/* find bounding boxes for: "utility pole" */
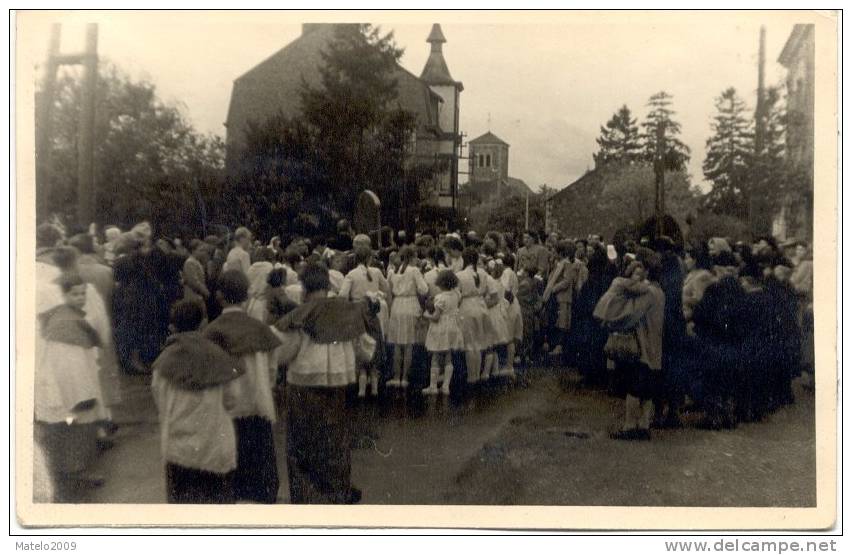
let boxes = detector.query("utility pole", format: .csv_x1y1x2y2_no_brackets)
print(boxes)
35,23,99,227
524,191,529,231
654,121,666,238
750,25,767,239
77,24,99,227
35,24,61,221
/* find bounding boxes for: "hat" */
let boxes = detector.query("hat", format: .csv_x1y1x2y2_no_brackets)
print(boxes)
353,234,371,248
709,237,732,253
104,226,121,241
131,221,152,241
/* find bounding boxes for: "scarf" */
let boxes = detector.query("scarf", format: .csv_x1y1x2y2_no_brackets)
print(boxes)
275,296,372,344
41,304,100,348
153,331,244,390
203,310,281,356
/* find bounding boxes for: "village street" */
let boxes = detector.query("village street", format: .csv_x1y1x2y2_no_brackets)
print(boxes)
79,368,816,507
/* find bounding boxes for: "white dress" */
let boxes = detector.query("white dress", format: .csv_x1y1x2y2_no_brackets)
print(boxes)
501,267,524,341
425,290,465,352
339,264,390,336
485,275,510,346
456,267,491,352
387,265,428,345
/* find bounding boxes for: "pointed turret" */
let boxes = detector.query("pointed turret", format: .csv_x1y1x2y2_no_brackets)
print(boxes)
420,23,460,88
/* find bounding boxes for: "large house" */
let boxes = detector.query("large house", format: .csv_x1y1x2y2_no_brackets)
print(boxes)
772,23,814,241
224,23,463,215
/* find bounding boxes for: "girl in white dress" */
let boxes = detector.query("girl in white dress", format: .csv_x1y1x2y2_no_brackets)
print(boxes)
339,246,391,397
456,247,491,384
423,247,448,299
386,246,428,388
422,270,464,395
499,254,523,378
483,259,510,380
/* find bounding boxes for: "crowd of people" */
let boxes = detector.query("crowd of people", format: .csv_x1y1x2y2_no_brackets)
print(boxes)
33,216,814,504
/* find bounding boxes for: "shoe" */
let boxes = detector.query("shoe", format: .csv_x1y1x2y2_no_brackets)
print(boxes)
549,345,563,355
386,379,401,387
609,429,650,441
71,472,105,488
400,380,409,388
96,438,115,451
422,386,439,395
441,385,451,395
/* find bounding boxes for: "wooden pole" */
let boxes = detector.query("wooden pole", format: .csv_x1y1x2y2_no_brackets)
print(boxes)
76,23,98,227
750,25,767,239
35,24,61,220
524,191,529,230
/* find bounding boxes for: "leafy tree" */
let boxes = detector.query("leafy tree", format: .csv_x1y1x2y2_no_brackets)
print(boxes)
594,105,643,167
641,91,691,171
468,189,544,238
300,24,405,211
596,162,699,228
703,87,753,218
39,63,224,237
233,24,442,238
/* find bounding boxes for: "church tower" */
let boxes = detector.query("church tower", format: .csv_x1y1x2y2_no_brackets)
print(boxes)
420,24,463,211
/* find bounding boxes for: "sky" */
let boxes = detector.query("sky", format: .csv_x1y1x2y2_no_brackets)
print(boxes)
20,11,802,191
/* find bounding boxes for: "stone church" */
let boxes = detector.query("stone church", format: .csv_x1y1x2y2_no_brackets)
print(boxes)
224,23,463,217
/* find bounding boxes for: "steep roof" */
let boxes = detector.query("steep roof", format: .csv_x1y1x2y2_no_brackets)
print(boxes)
778,24,814,67
225,24,443,157
420,23,462,89
469,131,509,146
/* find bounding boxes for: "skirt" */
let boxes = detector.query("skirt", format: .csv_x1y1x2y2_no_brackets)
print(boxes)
612,360,663,400
486,303,510,346
286,385,353,504
166,463,235,504
425,316,465,352
233,416,279,503
387,296,423,345
458,297,490,352
506,300,523,342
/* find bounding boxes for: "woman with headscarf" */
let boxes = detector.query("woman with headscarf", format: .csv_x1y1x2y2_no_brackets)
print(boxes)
594,259,665,441
113,222,186,373
691,253,747,429
572,244,616,388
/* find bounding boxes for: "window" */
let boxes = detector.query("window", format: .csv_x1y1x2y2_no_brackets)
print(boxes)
486,154,492,167
478,154,484,168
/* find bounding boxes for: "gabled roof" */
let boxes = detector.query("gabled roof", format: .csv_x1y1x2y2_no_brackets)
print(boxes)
469,131,509,146
225,23,443,155
778,24,814,67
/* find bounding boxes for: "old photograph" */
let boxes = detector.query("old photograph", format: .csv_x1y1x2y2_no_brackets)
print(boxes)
14,9,838,529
